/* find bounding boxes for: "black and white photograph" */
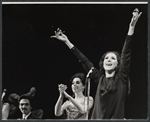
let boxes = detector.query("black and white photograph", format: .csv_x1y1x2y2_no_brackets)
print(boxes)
1,2,148,120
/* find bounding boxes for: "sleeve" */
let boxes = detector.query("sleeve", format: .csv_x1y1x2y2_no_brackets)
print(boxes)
119,35,133,83
71,46,103,83
32,109,44,119
71,46,93,72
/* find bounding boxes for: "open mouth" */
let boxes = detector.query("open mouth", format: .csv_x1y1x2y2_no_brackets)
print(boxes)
106,63,112,66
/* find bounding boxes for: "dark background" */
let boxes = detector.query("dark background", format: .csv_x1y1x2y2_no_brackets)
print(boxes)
2,3,148,119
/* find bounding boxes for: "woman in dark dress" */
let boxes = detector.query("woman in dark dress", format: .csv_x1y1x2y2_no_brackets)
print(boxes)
51,8,142,119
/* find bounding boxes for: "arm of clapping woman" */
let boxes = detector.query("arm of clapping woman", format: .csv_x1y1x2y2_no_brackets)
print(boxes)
63,91,93,113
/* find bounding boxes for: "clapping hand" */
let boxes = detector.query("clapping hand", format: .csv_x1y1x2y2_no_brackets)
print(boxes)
58,84,67,96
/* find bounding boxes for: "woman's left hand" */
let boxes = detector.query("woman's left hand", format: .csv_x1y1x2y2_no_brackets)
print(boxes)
130,8,142,27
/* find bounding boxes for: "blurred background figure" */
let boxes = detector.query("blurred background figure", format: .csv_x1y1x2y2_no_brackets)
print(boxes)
2,87,43,120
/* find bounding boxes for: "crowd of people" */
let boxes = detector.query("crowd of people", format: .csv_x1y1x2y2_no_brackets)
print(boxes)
2,8,142,120
2,87,43,120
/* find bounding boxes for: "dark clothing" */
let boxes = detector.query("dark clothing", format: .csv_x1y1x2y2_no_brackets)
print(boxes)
17,113,38,120
71,35,132,119
17,109,43,120
18,112,41,120
25,113,40,119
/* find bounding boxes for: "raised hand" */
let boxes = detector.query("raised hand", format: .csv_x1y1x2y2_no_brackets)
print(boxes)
130,8,142,27
51,28,69,43
58,84,67,96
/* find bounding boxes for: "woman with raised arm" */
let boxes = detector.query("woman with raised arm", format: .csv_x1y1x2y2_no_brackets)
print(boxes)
52,9,142,119
54,73,94,120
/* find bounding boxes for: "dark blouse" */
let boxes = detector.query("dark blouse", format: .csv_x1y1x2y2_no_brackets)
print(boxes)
71,35,132,119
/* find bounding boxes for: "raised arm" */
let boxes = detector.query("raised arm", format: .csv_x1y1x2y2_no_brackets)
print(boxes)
51,28,93,72
54,84,67,116
120,8,142,81
2,103,10,120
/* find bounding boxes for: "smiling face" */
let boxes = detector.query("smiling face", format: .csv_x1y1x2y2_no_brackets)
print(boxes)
71,77,84,93
103,52,118,71
19,99,32,115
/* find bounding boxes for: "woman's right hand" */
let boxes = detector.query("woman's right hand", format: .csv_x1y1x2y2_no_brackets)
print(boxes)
51,28,69,43
58,84,67,97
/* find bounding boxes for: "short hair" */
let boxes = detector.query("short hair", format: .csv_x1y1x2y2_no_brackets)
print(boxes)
99,51,121,72
18,94,32,106
7,93,20,106
70,73,85,85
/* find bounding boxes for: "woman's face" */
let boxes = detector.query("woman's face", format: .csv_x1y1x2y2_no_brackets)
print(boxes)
71,77,84,93
103,52,118,71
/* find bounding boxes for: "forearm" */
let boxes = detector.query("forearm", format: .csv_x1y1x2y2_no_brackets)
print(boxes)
120,35,132,82
71,47,94,73
121,35,132,68
54,95,64,116
2,103,10,120
64,39,74,49
128,26,135,36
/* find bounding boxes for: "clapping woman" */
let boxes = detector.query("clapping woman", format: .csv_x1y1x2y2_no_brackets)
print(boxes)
55,73,94,119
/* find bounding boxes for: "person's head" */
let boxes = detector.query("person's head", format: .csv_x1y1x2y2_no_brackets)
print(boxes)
99,51,121,73
70,73,85,93
7,93,20,106
7,93,20,114
18,95,32,115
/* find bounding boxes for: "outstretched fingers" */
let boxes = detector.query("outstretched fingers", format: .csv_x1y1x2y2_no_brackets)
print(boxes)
130,8,142,27
138,12,142,18
51,28,64,38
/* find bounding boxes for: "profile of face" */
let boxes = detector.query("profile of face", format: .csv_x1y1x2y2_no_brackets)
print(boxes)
103,52,118,71
19,99,32,115
71,77,85,93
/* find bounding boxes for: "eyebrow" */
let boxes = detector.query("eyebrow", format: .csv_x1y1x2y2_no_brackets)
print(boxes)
72,80,80,83
105,55,116,58
20,103,30,105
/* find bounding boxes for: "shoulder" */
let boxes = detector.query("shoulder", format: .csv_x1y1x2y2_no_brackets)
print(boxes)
89,96,94,102
28,113,41,119
32,109,44,119
85,96,94,102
